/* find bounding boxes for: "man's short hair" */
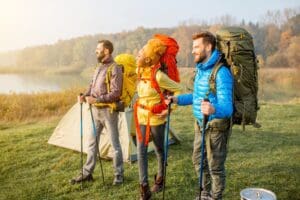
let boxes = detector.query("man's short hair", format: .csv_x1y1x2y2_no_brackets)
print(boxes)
98,40,114,54
192,31,216,50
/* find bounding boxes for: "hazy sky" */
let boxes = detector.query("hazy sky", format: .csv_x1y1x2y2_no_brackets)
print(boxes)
0,0,299,52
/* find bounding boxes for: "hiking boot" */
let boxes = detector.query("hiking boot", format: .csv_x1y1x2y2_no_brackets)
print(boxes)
195,191,212,200
140,183,151,200
70,173,93,185
113,175,123,185
151,174,164,193
195,196,213,200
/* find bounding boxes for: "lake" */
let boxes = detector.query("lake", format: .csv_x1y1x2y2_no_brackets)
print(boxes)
0,74,90,94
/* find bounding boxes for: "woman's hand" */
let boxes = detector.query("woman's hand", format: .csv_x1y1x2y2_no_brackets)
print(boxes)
155,109,168,119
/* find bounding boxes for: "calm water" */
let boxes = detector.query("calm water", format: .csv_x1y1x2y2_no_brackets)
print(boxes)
0,74,90,94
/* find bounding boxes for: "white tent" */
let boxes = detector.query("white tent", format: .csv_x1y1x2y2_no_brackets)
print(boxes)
48,103,181,162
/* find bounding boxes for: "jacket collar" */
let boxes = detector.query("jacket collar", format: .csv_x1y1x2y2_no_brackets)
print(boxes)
196,49,220,70
102,55,113,64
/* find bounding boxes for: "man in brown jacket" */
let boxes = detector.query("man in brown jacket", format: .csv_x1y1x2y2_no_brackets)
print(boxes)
71,40,124,185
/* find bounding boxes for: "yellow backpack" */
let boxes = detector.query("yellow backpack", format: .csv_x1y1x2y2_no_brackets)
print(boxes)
95,53,137,111
113,54,137,107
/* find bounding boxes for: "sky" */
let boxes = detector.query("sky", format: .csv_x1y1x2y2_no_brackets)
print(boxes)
0,0,299,52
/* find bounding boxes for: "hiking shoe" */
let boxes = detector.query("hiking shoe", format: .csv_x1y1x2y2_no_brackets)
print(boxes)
70,173,93,185
140,183,151,200
195,191,212,200
195,196,212,200
112,175,123,185
151,175,164,193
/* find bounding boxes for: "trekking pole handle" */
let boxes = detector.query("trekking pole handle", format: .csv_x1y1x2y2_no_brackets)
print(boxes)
203,98,209,125
165,95,173,106
79,93,84,104
167,100,172,116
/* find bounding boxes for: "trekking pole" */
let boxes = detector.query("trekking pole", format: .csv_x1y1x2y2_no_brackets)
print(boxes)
89,104,105,185
199,98,209,199
79,94,84,190
163,100,172,200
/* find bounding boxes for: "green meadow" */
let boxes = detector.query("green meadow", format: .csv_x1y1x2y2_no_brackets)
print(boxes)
0,102,299,199
0,68,299,199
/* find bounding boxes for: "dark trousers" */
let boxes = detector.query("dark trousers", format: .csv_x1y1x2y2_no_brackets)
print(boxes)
137,124,165,184
193,119,230,200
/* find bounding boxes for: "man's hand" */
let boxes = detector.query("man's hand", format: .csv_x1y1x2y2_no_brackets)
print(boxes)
201,100,215,115
85,96,97,104
78,95,85,103
167,96,177,104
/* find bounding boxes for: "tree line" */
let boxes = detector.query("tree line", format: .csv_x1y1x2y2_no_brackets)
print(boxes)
0,8,299,72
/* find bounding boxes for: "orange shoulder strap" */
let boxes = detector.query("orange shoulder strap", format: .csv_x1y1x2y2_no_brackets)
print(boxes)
150,64,165,104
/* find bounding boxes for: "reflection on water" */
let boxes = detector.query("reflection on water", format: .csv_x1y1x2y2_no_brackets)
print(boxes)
0,74,90,94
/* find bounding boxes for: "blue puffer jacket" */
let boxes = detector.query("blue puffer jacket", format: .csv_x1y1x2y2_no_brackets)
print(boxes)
177,49,233,122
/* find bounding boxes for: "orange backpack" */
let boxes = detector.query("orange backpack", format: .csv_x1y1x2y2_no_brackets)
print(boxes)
153,34,180,83
149,34,180,112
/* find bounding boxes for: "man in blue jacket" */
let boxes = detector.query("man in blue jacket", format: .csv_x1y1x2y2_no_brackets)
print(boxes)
171,31,233,200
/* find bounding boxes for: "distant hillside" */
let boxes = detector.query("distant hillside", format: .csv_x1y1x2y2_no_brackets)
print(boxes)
0,51,17,67
0,11,299,73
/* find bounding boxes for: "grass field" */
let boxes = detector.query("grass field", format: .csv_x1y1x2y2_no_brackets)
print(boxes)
0,88,82,124
0,103,299,200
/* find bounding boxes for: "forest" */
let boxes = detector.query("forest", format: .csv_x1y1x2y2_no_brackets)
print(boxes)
0,8,299,74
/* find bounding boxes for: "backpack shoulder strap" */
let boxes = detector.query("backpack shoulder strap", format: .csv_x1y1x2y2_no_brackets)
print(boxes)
208,62,224,96
105,63,117,93
151,64,165,104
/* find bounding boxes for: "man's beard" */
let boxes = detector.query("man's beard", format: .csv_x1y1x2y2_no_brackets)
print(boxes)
194,52,207,63
97,52,105,63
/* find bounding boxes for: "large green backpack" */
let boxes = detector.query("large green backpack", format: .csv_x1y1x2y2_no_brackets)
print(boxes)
211,27,260,129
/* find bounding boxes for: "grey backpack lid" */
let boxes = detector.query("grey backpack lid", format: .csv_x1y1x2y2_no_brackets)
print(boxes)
240,188,276,200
